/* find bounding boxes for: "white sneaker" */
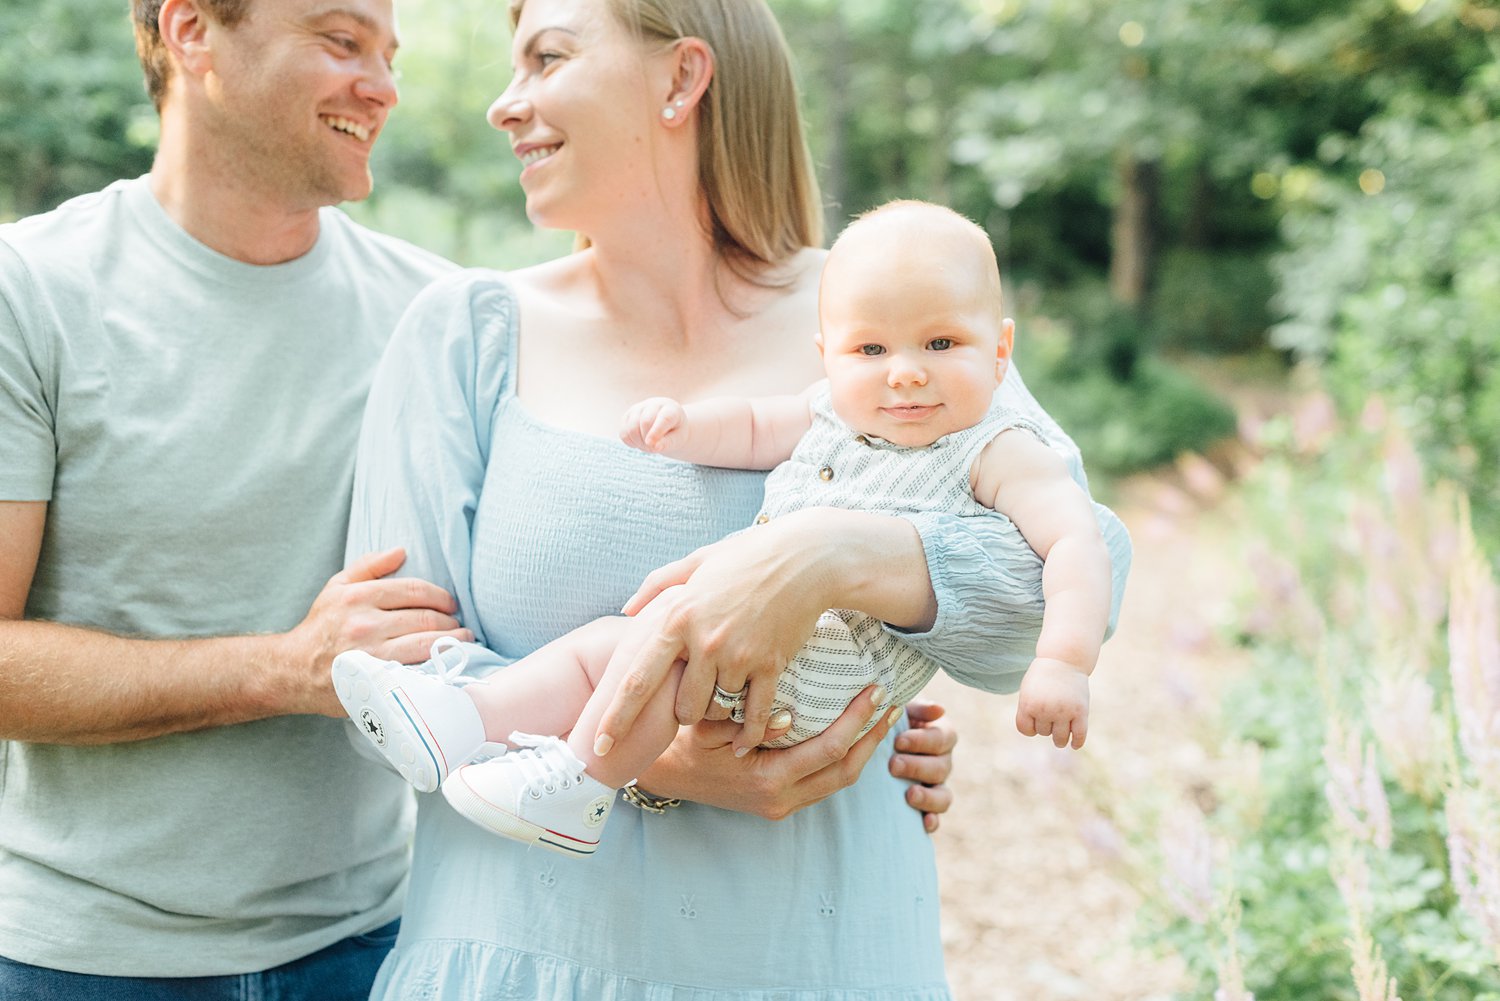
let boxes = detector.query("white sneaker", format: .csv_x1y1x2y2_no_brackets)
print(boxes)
441,732,617,856
332,638,488,793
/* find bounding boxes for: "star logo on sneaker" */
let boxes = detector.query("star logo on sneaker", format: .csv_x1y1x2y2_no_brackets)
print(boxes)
585,796,612,828
359,708,386,747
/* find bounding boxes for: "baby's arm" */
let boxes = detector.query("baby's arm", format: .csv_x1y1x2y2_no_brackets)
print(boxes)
972,430,1112,748
620,389,815,470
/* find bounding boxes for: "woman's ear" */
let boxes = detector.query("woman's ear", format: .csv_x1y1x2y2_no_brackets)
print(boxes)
159,0,215,78
660,36,714,125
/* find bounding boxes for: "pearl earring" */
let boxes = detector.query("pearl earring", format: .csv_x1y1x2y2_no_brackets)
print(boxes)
661,98,686,121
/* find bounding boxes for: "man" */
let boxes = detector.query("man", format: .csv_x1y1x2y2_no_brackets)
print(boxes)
0,2,958,995
0,0,460,995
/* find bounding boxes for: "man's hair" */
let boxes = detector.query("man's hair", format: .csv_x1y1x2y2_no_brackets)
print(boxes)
508,0,823,278
132,0,251,111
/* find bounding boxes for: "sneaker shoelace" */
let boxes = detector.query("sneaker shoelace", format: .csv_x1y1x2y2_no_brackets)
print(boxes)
419,638,510,762
421,636,473,686
506,732,585,798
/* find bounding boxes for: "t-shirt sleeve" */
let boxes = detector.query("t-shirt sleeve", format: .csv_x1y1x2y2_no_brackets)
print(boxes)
0,241,57,501
884,363,1134,695
345,269,519,676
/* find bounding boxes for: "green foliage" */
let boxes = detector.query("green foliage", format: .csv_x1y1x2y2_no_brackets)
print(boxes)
1152,248,1277,355
9,0,1494,492
346,0,530,265
1272,36,1500,546
1122,410,1500,999
0,0,156,220
1015,310,1238,475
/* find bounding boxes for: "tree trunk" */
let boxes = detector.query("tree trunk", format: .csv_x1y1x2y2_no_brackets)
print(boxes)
1109,149,1160,311
1183,161,1212,248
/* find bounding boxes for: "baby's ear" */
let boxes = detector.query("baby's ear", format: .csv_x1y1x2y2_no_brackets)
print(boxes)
996,318,1015,383
813,329,825,357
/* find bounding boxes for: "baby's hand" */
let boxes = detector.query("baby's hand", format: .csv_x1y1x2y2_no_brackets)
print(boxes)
620,397,687,454
1015,658,1090,749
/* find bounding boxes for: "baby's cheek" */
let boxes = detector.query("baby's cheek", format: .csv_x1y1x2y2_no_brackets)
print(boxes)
826,382,876,430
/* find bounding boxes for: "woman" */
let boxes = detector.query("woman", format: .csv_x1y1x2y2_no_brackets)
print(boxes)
349,0,1125,996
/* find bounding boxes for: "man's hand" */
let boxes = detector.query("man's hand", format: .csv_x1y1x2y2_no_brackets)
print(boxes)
891,700,957,833
280,547,471,716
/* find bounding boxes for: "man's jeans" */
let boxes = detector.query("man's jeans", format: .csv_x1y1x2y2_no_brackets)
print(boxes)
0,918,399,1001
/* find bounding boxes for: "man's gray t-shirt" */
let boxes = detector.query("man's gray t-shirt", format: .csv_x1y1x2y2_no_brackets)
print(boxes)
0,177,454,976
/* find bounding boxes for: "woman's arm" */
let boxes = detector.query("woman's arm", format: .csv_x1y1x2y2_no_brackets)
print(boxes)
596,364,1132,750
599,507,936,749
351,275,955,823
345,271,518,677
636,694,958,830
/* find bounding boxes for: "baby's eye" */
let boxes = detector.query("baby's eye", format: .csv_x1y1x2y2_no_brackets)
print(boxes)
859,344,886,356
927,337,953,351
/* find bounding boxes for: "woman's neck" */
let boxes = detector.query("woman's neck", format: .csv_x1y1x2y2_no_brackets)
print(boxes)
576,187,786,349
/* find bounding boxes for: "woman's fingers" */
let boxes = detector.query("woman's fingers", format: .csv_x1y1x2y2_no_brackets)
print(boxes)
671,653,719,725
731,674,779,755
621,550,704,616
594,624,685,750
767,686,891,802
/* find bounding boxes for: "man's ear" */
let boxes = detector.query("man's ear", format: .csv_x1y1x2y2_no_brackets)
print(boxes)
659,36,714,124
159,0,215,79
995,317,1015,383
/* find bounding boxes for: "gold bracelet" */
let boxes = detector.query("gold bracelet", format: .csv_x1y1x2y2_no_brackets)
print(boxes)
621,781,682,814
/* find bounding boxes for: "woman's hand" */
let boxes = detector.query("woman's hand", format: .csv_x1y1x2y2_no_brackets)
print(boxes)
632,691,960,829
890,700,958,833
635,684,900,819
598,508,937,755
600,518,837,753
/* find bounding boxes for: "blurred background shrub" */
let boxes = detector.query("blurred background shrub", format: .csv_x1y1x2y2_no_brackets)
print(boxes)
3,0,1495,539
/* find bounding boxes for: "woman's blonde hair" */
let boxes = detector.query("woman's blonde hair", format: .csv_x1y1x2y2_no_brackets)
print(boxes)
508,0,823,278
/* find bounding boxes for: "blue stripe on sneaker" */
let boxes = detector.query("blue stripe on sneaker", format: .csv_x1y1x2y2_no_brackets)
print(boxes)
392,691,441,781
540,835,596,856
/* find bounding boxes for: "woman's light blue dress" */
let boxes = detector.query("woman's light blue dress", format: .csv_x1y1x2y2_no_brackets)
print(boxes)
348,271,1131,1000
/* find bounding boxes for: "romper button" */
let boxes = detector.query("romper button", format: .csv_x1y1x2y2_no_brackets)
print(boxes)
818,466,834,481
755,514,769,525
854,435,869,445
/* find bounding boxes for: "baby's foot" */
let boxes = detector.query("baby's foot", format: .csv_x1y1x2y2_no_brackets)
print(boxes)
332,638,488,793
442,732,616,857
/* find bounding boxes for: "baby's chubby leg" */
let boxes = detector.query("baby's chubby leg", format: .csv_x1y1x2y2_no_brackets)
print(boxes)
463,616,629,746
439,610,687,856
466,616,684,788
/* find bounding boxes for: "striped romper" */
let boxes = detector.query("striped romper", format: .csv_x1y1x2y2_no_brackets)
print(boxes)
747,384,1046,747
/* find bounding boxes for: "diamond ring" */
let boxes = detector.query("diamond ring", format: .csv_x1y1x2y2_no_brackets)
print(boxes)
712,682,748,709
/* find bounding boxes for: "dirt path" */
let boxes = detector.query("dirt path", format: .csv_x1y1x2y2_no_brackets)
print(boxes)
934,361,1292,999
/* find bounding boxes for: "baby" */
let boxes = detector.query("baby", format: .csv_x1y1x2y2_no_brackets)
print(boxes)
332,201,1114,856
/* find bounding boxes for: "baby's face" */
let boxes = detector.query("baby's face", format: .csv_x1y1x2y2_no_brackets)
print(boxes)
818,225,1012,448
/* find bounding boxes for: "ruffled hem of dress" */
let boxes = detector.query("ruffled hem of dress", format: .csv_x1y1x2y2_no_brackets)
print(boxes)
371,939,953,1001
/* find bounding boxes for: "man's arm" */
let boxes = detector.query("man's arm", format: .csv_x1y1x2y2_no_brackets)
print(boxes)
620,392,814,470
0,501,469,745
